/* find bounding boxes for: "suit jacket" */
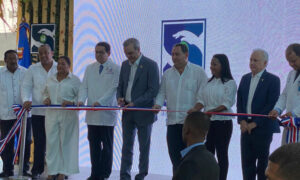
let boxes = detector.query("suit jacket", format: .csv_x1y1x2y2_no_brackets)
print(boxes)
173,145,219,180
117,55,159,126
237,70,280,134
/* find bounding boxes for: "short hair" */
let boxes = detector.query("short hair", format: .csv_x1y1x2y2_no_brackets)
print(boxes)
4,50,17,60
252,48,268,62
269,143,300,180
38,44,52,52
208,54,234,84
96,42,111,53
58,56,71,66
123,38,140,50
184,112,210,137
173,43,189,54
286,43,300,57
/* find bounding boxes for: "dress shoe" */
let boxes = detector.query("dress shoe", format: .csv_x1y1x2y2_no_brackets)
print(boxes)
23,171,32,177
32,173,41,179
0,171,13,177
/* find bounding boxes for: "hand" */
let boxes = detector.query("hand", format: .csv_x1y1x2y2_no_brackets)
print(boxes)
62,100,73,107
43,98,51,106
205,109,214,117
118,98,125,107
124,102,134,108
240,120,248,133
152,104,162,114
77,101,84,107
92,102,100,107
280,112,293,119
247,122,257,134
23,101,32,110
269,110,279,119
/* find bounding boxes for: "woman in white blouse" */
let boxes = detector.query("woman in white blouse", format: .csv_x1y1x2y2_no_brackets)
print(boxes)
190,54,237,180
43,56,81,180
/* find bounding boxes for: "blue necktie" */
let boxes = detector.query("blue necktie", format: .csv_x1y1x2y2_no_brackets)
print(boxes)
99,65,104,74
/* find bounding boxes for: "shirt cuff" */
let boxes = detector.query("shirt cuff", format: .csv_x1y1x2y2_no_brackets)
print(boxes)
274,108,282,115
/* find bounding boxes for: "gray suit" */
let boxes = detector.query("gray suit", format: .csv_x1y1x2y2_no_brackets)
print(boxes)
117,55,159,180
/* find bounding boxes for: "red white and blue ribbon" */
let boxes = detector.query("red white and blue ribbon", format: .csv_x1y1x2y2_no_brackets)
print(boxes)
280,117,300,144
0,105,27,163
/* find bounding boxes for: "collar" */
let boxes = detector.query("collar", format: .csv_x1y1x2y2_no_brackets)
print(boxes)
171,61,191,72
98,58,111,68
3,66,21,73
129,54,142,66
251,69,265,78
180,141,205,158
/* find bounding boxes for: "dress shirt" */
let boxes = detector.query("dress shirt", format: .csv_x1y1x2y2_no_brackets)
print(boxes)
155,62,208,125
275,70,300,116
180,142,205,158
198,78,237,120
0,66,26,120
21,61,57,116
125,55,142,102
44,73,81,104
78,59,120,126
246,69,265,116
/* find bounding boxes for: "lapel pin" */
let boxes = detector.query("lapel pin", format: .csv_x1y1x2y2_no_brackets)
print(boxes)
140,65,143,69
261,78,264,82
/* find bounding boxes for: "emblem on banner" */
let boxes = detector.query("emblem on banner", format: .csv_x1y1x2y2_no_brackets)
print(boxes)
161,19,206,73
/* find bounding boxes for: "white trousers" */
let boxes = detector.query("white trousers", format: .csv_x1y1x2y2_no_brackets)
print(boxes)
45,110,79,175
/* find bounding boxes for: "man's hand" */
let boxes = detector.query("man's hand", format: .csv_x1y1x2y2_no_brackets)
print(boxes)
62,100,73,107
43,98,51,106
247,122,257,134
269,110,279,119
240,120,248,133
77,101,84,107
118,98,125,107
280,112,293,119
124,102,134,108
92,102,100,107
152,104,162,114
23,101,32,110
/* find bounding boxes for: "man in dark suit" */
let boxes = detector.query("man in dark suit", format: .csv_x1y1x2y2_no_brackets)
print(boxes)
173,112,219,180
117,38,159,180
237,49,280,180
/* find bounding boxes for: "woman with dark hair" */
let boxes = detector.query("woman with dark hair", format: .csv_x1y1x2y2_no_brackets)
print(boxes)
189,54,237,180
43,56,81,180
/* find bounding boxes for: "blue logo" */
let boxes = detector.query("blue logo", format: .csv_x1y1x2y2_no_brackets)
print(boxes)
161,19,206,72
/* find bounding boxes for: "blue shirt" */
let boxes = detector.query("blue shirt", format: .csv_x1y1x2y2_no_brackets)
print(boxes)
180,142,205,158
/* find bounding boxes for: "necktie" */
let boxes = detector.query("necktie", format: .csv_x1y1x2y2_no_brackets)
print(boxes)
99,65,104,74
294,70,300,82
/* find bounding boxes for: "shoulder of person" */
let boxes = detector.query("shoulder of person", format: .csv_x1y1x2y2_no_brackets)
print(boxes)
141,56,157,65
264,71,280,80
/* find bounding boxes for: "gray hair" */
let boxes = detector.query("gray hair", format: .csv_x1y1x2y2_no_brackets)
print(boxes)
252,48,268,62
123,38,140,50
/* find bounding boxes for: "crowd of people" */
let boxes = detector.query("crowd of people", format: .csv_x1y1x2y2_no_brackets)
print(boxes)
0,38,299,180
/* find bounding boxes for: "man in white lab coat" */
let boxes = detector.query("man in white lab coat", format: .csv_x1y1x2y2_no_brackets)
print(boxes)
269,43,300,144
78,42,120,180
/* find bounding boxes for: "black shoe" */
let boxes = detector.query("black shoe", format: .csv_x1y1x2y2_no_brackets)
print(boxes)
86,176,102,180
65,175,68,179
23,171,32,177
32,173,41,179
0,171,13,177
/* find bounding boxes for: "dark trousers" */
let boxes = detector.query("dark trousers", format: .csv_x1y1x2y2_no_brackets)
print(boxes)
87,125,114,179
205,120,232,180
167,124,186,174
241,132,273,180
31,115,46,174
120,114,153,180
0,118,32,174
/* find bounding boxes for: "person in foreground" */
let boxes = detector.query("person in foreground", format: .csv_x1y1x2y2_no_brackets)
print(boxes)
173,112,219,180
43,56,81,180
265,143,300,180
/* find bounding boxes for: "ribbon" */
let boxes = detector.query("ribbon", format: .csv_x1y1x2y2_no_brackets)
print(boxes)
280,117,300,143
0,105,27,163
